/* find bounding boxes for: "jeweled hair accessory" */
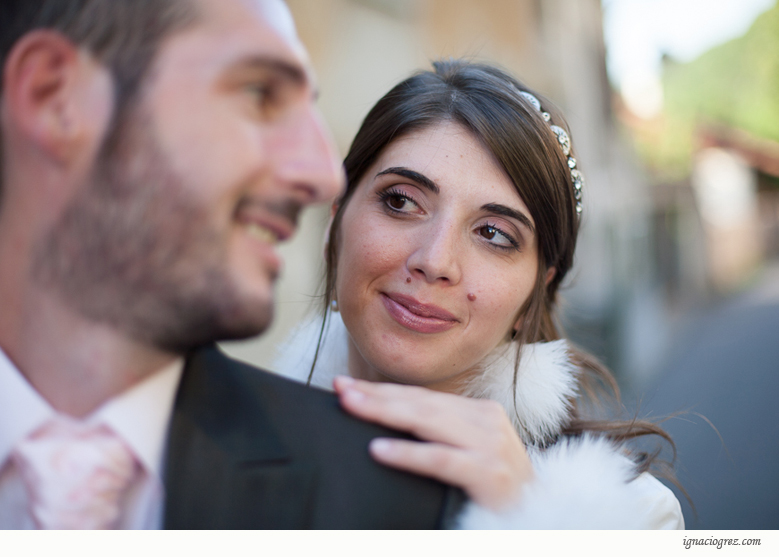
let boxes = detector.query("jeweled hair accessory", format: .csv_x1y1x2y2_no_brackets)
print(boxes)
516,89,584,217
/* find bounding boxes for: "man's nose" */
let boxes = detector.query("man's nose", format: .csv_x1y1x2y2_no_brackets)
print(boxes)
273,105,344,205
406,221,463,285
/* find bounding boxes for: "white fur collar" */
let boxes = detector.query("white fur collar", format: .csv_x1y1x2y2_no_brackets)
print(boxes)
272,311,579,446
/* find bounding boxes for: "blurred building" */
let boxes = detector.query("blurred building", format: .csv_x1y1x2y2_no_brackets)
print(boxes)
698,126,779,261
221,0,663,386
627,2,779,335
648,127,779,302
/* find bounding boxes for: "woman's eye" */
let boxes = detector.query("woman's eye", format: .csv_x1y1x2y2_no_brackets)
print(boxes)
478,225,518,250
387,195,408,210
379,189,420,214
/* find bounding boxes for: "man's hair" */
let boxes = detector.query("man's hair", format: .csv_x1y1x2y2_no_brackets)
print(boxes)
0,0,197,197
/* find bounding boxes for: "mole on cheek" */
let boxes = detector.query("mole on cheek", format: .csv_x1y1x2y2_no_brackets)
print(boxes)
467,293,477,301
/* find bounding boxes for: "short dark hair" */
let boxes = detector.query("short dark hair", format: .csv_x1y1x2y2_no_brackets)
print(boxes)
0,0,197,197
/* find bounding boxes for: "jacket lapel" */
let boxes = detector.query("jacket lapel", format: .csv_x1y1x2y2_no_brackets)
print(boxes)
163,346,316,529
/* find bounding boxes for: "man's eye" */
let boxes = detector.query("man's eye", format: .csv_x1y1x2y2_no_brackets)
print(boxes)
249,85,271,105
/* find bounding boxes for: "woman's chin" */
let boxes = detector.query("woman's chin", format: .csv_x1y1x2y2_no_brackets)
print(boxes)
361,354,473,391
347,321,483,389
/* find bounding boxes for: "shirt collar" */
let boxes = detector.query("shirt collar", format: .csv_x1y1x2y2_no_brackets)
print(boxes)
0,344,183,479
90,358,183,477
0,347,54,467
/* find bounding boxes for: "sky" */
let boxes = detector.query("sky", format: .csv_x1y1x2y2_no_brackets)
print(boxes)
602,0,776,117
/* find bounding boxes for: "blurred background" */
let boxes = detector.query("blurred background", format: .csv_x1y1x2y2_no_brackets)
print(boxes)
222,0,779,528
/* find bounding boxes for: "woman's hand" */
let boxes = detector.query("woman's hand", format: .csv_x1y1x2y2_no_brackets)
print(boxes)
333,375,534,511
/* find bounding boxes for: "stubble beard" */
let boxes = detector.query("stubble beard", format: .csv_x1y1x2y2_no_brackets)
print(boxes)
31,108,274,354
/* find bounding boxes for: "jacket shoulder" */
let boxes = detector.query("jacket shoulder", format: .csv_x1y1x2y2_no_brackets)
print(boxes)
166,345,464,529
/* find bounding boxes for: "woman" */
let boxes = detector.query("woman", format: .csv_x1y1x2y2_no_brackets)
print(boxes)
275,59,683,529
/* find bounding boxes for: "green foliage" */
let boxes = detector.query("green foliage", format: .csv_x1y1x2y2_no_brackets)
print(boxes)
640,3,779,176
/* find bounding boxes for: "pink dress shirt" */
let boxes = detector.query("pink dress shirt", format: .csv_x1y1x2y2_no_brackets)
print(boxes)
0,347,183,529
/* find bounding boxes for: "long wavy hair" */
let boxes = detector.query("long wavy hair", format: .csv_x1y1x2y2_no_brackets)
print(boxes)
312,58,674,475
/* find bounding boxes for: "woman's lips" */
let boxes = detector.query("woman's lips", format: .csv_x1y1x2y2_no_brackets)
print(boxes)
381,293,459,334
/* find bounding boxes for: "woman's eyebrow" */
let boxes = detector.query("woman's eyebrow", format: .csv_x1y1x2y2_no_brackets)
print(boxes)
376,167,439,195
482,203,535,234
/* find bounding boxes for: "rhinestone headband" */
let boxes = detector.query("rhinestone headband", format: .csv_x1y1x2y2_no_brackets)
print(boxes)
516,90,584,217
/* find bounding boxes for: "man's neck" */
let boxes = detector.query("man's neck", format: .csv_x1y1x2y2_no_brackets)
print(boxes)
0,287,178,418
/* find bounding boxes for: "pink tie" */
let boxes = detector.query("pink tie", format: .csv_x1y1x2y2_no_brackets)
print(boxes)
11,416,139,529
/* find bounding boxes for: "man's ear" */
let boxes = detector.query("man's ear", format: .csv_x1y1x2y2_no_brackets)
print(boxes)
2,30,110,164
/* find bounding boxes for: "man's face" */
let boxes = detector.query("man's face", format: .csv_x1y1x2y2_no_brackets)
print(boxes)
32,0,343,352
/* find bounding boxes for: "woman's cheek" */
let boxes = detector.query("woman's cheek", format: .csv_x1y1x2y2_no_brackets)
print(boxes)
337,218,403,309
362,221,412,273
473,278,528,338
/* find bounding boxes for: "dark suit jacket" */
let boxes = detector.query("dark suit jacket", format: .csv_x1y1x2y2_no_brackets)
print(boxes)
162,345,465,529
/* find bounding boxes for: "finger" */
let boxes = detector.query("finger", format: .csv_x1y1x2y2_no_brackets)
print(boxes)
335,376,458,402
333,375,355,393
368,438,522,509
368,438,474,488
339,377,515,433
337,382,489,446
333,375,430,399
340,380,473,443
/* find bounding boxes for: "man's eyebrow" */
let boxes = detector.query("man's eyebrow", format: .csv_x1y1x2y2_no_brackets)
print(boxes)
234,56,309,87
375,167,439,195
482,203,535,234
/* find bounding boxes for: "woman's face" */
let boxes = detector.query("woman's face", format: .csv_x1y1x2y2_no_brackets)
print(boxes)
336,121,540,392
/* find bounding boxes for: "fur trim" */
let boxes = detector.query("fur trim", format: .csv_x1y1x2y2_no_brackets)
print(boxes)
456,435,684,530
460,339,578,446
273,311,579,445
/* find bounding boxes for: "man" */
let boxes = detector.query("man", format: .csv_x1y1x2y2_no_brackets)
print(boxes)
0,0,463,528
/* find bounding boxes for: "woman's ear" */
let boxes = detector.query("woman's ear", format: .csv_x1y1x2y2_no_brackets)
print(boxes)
545,267,557,286
511,317,523,340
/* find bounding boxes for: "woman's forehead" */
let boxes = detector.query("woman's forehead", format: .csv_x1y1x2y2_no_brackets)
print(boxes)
373,122,531,212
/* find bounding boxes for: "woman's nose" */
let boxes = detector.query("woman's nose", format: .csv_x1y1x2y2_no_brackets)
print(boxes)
406,222,462,285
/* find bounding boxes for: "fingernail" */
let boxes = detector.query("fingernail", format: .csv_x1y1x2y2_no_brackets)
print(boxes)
335,375,355,386
344,388,365,403
370,438,393,454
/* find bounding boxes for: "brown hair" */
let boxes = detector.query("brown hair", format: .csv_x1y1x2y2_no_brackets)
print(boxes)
314,58,675,475
0,0,197,199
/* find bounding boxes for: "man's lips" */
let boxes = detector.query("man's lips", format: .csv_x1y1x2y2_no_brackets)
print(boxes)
381,292,459,334
235,198,299,245
235,213,292,277
245,223,279,244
